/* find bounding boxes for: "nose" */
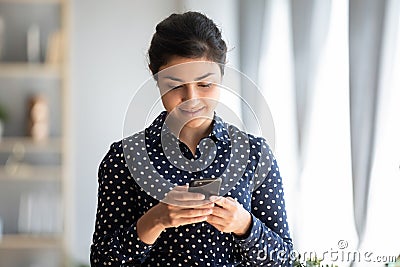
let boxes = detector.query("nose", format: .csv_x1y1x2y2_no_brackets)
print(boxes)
182,83,199,101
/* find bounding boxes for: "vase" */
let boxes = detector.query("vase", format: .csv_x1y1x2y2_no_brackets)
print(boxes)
0,120,3,142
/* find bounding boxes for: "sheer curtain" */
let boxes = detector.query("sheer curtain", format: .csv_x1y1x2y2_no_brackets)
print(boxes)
239,0,400,265
258,0,358,258
359,0,400,265
349,0,387,256
296,0,358,255
256,0,299,243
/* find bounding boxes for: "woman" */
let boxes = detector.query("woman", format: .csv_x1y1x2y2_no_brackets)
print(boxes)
90,11,293,266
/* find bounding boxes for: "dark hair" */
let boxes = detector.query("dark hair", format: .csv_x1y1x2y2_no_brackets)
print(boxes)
148,11,227,76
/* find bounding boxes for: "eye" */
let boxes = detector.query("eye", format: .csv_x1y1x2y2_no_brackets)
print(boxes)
169,84,183,90
198,82,212,88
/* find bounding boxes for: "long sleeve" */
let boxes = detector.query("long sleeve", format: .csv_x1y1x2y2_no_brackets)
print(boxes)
90,114,295,266
90,142,155,266
233,138,294,266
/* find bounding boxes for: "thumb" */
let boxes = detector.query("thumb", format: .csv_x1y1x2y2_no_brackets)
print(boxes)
226,197,236,202
209,196,235,209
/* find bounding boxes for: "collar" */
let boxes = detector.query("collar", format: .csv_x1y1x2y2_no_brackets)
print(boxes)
145,111,231,144
211,113,230,143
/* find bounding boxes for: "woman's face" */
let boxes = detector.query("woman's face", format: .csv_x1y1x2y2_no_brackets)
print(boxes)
157,56,222,130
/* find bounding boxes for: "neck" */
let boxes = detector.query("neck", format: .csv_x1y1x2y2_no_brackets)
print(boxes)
179,121,212,147
167,118,213,155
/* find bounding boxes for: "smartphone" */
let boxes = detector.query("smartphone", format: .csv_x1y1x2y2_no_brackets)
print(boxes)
188,178,222,199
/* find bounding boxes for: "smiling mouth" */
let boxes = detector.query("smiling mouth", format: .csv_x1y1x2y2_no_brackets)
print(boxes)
179,106,206,116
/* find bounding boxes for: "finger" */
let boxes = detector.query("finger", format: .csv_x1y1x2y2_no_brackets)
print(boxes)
206,215,226,228
209,196,235,210
226,196,236,202
197,202,215,209
162,186,188,203
167,202,214,210
167,199,212,208
207,222,224,232
187,202,215,210
209,195,223,203
164,190,206,204
173,191,206,201
173,185,189,192
177,216,209,226
209,205,229,219
178,207,213,219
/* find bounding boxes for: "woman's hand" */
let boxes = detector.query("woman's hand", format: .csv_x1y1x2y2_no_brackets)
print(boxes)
206,196,252,237
155,185,215,228
137,185,214,244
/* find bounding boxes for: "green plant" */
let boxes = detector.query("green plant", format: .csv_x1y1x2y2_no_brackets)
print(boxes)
294,256,338,267
386,255,400,267
0,103,8,122
67,261,89,267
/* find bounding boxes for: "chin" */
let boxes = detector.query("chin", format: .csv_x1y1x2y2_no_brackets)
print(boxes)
184,117,210,128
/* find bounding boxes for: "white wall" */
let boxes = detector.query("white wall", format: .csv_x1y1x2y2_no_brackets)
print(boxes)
178,0,240,68
70,0,240,264
178,0,242,126
70,0,177,263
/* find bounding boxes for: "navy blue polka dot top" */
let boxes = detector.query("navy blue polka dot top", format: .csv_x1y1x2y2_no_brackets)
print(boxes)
90,111,293,266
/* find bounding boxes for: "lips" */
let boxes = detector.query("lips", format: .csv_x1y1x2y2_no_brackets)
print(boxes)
179,106,205,116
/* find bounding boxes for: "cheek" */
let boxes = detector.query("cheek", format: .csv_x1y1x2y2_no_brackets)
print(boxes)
211,89,220,100
203,89,220,106
161,93,181,111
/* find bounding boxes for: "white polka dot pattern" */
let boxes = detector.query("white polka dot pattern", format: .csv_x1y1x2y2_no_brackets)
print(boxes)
90,112,293,266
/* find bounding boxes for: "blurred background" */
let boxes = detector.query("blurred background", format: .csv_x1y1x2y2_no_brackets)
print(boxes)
0,0,399,266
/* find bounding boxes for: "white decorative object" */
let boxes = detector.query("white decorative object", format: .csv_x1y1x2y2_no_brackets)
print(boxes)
28,95,49,141
27,24,40,63
0,216,3,240
46,30,63,64
18,192,62,234
0,120,4,142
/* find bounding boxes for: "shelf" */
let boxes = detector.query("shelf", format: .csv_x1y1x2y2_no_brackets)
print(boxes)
0,63,61,79
0,166,61,181
0,137,62,153
0,234,61,249
0,0,68,265
0,0,61,3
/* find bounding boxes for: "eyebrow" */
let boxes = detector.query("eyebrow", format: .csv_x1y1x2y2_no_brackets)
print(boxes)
162,72,215,82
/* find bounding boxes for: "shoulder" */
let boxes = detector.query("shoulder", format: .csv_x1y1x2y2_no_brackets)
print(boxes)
98,141,123,174
223,120,274,159
101,130,147,157
248,134,274,159
98,131,146,180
